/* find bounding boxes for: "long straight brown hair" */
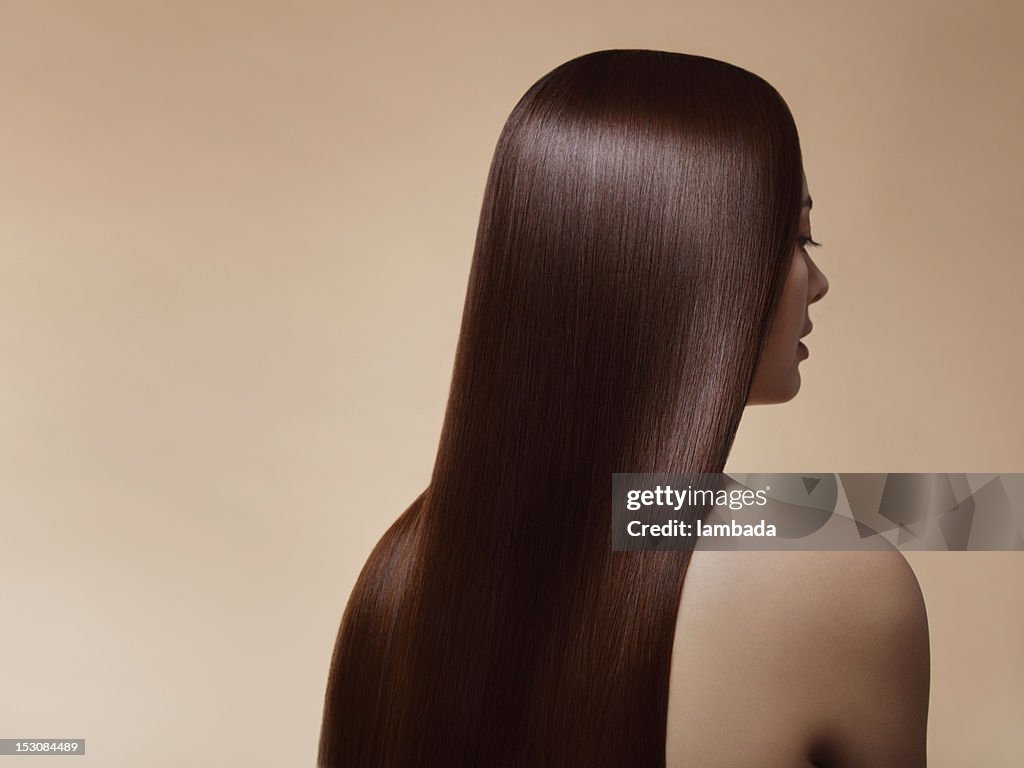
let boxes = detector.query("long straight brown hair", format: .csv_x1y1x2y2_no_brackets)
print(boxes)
319,49,804,767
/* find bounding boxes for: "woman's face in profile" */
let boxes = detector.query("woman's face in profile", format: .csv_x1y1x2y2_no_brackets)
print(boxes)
747,173,829,405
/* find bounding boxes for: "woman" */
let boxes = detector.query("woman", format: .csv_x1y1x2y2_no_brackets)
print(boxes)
319,49,930,767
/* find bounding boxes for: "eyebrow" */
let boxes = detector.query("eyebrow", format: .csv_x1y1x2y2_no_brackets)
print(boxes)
801,196,813,210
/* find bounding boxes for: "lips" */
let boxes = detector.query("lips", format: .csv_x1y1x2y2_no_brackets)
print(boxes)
798,322,812,359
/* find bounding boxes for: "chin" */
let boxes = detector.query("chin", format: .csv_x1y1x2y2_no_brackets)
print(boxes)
748,372,801,406
776,373,802,403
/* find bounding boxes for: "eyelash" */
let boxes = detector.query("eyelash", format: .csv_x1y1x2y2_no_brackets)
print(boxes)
798,236,822,249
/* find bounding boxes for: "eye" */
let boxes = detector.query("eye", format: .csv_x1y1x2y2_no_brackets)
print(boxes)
797,236,822,250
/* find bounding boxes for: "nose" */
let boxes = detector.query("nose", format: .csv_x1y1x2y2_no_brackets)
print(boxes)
807,254,829,304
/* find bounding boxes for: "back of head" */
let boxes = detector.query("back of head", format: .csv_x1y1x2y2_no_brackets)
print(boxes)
320,49,804,767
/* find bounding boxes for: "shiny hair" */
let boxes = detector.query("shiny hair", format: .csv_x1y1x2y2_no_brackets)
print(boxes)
319,49,804,767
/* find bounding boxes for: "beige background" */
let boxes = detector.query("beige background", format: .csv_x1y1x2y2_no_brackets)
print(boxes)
1,1,1021,766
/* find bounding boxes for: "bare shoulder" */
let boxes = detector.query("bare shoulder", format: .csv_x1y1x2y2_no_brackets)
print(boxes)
681,548,928,632
666,550,930,767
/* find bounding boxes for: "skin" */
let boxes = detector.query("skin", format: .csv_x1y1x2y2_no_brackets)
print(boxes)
665,177,930,766
666,548,930,767
747,173,830,405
